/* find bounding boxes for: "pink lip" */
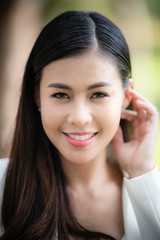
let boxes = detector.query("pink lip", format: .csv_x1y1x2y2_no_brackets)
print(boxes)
63,132,97,147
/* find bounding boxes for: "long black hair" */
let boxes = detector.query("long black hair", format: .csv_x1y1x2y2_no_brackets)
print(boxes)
1,10,131,240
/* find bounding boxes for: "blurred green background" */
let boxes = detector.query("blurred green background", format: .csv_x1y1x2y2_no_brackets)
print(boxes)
0,0,159,166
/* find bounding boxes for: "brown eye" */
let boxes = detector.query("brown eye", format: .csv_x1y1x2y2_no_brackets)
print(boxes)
91,92,109,99
52,92,70,99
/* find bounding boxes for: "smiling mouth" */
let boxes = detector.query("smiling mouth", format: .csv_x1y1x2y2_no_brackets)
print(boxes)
66,133,96,140
63,132,98,140
62,132,98,147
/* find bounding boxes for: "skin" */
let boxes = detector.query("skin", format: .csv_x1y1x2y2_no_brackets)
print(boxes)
39,50,131,167
36,50,158,239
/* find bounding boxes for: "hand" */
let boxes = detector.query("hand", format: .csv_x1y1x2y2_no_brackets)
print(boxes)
112,89,159,178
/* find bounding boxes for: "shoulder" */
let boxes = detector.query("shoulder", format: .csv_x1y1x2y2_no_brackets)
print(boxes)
122,167,160,238
0,158,9,184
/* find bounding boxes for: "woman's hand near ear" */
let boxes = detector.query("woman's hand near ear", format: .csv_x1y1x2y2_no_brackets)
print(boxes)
112,89,159,178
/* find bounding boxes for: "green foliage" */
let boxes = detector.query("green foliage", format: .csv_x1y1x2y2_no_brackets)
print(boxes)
153,51,160,168
146,0,160,17
153,51,160,108
42,0,114,24
133,50,160,168
155,120,160,169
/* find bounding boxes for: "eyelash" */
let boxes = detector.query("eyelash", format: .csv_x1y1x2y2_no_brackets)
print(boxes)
52,92,69,99
91,92,109,98
51,91,109,100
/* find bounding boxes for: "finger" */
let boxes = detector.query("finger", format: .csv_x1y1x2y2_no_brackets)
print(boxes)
131,101,148,121
130,89,151,105
135,99,159,124
121,109,138,116
130,90,158,118
121,109,138,121
134,99,158,115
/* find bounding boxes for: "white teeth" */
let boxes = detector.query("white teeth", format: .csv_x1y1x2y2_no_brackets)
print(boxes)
67,134,94,140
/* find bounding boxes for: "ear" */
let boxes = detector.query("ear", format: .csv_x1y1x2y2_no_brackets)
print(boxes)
122,78,133,109
34,87,40,108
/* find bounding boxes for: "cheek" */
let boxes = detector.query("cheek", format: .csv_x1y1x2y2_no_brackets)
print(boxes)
41,103,64,133
98,100,122,132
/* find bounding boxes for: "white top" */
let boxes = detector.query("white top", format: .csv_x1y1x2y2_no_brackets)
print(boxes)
0,158,160,240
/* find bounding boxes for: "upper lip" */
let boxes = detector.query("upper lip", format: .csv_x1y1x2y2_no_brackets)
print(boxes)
63,132,98,136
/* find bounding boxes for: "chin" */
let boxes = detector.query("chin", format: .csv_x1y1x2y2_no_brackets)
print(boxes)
59,152,96,165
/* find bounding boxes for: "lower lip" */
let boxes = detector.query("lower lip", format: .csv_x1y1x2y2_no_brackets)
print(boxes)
64,134,96,147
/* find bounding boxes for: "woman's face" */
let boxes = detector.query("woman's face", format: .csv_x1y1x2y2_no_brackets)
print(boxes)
38,51,129,165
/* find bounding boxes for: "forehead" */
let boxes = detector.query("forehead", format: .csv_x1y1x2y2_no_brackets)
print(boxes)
41,50,121,86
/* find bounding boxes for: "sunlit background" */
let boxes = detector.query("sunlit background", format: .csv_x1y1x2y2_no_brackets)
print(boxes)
0,0,159,167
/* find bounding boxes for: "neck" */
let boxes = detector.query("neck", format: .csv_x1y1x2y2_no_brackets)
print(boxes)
60,150,120,190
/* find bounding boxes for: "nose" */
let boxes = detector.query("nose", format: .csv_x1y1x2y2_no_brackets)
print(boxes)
67,101,92,126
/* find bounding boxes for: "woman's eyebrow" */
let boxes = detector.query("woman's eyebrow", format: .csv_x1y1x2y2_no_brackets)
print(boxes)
48,83,72,90
47,82,112,90
87,82,112,90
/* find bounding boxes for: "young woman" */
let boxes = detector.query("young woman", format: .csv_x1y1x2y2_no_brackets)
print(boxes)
0,10,160,240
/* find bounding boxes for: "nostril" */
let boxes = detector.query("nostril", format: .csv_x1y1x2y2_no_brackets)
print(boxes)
67,110,92,126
